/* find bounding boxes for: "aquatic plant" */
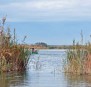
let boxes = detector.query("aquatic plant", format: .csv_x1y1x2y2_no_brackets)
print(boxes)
65,31,91,75
0,17,31,72
65,44,87,74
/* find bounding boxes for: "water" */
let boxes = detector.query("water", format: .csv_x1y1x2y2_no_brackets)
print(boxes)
0,49,91,87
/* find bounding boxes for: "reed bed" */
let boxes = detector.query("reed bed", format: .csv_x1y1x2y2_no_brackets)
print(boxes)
65,39,91,75
0,17,31,72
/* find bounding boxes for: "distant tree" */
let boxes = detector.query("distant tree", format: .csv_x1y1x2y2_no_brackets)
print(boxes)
35,42,47,47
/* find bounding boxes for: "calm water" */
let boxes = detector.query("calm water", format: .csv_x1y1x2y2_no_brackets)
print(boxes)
0,49,91,87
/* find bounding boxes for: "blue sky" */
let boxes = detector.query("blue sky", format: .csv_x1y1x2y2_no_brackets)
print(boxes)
0,0,91,45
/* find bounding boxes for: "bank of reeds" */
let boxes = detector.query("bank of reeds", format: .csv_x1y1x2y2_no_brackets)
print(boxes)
0,17,31,72
65,34,91,75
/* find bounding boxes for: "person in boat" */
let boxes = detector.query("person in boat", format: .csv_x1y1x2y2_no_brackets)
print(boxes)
31,48,38,54
32,48,34,53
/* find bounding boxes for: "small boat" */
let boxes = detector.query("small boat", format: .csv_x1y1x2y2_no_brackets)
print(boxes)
31,48,38,54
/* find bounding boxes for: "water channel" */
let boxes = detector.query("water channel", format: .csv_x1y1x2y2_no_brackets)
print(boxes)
0,49,91,87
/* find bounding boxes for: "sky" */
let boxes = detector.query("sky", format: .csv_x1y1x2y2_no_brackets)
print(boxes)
0,0,91,45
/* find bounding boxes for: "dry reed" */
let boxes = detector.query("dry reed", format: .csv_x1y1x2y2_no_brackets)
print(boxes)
65,32,91,75
0,17,31,72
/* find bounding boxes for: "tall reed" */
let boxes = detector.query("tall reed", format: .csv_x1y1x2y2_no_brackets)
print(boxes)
0,17,31,72
65,31,91,75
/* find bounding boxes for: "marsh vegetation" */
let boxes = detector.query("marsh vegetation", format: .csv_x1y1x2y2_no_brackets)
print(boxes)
65,31,91,75
0,17,31,72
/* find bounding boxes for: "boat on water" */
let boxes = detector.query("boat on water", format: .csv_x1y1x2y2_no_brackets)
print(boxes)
31,48,38,54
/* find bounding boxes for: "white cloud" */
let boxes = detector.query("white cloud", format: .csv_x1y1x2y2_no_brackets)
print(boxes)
0,0,91,21
0,0,75,10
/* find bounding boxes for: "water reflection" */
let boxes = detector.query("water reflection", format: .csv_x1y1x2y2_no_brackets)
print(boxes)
65,73,91,87
0,72,26,87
